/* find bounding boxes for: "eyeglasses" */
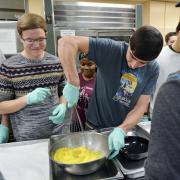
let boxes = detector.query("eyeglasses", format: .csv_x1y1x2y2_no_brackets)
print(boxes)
21,37,47,45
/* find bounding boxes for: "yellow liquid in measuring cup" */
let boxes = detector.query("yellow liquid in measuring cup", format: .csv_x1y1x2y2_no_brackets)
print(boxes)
53,146,104,164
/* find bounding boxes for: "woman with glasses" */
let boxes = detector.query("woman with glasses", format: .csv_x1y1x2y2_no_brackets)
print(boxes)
0,13,66,142
58,26,163,159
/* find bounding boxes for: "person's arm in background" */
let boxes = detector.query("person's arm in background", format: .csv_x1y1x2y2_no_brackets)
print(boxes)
58,36,89,108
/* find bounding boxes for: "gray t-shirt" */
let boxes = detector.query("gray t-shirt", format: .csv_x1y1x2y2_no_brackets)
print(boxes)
86,38,159,128
0,52,65,141
145,72,180,180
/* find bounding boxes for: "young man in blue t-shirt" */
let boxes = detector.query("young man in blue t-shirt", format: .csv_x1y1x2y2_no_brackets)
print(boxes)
58,26,163,159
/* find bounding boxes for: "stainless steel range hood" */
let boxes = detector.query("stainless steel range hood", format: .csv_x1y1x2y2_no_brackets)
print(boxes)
54,2,136,29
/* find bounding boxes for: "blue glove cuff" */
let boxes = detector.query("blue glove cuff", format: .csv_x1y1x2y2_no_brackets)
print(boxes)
26,93,31,105
66,82,80,90
0,124,9,143
114,127,126,136
63,82,80,108
0,124,9,133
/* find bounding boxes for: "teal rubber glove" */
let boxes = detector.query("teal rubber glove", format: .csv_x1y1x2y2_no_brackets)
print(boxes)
0,124,9,143
27,87,51,105
108,127,126,160
49,104,67,124
63,82,80,108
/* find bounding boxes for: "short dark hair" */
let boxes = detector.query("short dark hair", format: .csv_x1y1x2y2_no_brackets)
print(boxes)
165,32,177,44
130,26,163,61
175,2,180,7
176,21,180,33
79,52,88,60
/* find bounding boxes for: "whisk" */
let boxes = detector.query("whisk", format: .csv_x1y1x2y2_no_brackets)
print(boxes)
70,106,84,132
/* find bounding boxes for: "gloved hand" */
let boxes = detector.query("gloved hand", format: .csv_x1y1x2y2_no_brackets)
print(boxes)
108,127,126,159
27,87,51,105
0,124,9,143
63,82,80,108
49,104,67,124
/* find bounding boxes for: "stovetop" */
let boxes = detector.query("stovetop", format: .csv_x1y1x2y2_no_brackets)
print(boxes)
50,158,124,180
49,128,146,180
115,153,146,179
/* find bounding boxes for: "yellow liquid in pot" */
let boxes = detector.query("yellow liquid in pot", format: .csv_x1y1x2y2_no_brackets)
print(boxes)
53,146,104,164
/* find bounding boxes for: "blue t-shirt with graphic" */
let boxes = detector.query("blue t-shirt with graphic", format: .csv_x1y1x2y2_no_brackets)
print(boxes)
86,37,159,128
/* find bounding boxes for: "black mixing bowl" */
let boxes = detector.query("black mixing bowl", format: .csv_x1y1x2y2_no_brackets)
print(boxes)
120,136,149,160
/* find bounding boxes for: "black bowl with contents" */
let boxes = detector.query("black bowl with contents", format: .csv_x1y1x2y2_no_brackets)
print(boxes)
120,136,149,160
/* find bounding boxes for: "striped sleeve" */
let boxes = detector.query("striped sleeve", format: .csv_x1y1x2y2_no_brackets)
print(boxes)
0,64,15,101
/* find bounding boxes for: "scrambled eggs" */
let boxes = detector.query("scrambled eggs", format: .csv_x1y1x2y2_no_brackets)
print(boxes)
53,146,104,164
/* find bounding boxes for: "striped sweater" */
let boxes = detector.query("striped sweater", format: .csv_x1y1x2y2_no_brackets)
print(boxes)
0,52,65,141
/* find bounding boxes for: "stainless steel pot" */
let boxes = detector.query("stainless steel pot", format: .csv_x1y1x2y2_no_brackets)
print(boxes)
49,131,110,175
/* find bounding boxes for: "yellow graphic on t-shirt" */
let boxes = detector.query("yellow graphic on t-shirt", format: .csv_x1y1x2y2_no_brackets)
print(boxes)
121,73,137,94
113,73,138,107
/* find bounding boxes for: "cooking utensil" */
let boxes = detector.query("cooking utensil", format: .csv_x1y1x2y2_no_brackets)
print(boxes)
70,106,84,132
49,131,110,175
120,136,149,160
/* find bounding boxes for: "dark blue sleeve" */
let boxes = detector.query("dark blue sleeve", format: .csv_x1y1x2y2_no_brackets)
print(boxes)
87,37,127,69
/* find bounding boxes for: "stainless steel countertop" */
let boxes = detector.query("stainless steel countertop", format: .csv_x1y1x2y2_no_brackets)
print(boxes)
0,139,49,180
136,121,151,140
